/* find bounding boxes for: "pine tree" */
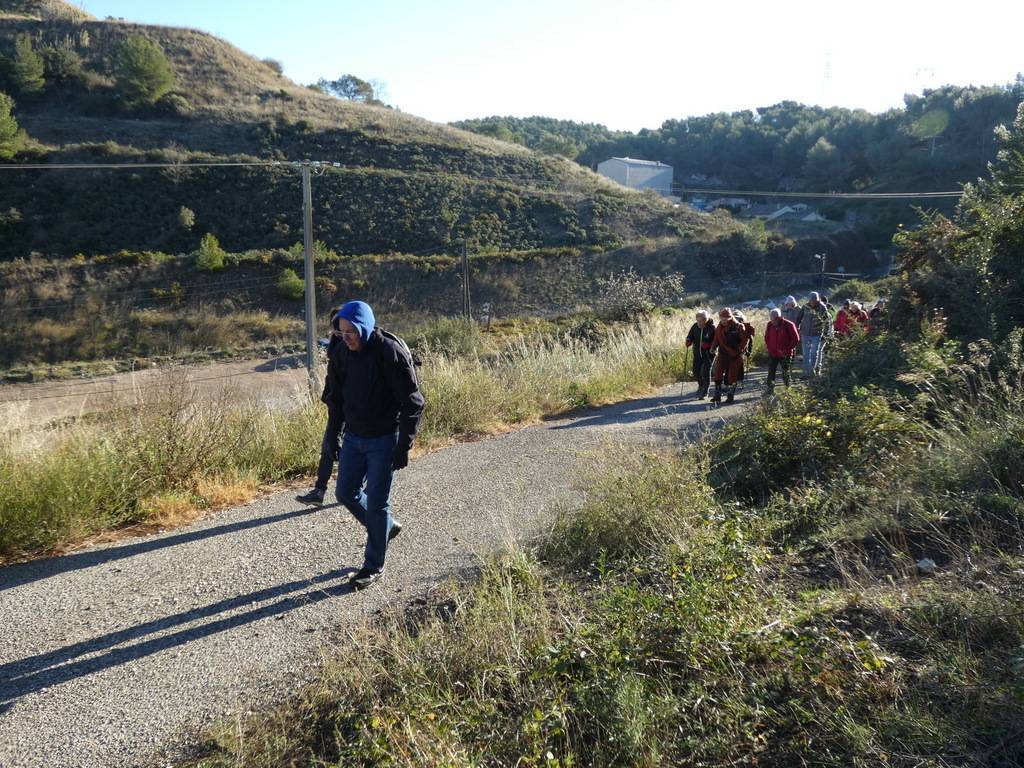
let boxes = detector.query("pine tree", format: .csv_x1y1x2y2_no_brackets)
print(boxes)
195,233,226,271
12,33,45,96
115,35,175,107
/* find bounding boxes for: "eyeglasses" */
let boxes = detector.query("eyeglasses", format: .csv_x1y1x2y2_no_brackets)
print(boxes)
332,329,359,339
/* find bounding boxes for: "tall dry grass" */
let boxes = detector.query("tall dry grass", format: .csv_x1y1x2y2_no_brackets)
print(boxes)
1,311,724,558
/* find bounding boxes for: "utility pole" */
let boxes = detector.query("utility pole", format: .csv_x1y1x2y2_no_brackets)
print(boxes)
301,163,317,389
461,241,471,320
817,253,827,293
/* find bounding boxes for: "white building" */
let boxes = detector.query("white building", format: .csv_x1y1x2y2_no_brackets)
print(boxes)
597,157,673,195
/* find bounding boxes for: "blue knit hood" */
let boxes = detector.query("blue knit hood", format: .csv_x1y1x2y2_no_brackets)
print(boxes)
338,301,376,344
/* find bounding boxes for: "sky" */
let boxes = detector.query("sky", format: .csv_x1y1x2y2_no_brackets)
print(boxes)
78,0,1024,132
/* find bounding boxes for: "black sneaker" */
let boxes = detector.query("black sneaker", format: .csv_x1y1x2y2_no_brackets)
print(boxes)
388,520,403,542
296,488,325,505
351,567,383,590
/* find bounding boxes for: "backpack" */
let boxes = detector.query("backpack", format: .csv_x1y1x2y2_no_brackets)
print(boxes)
378,328,422,389
724,321,743,351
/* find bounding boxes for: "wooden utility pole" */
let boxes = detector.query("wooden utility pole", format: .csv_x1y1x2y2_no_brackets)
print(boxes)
461,241,471,320
301,163,317,388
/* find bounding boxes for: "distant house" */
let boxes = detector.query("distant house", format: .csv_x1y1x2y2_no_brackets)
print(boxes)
708,197,751,212
744,202,826,222
597,157,673,195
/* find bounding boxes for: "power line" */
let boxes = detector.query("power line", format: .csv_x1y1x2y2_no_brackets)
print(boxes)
0,161,286,171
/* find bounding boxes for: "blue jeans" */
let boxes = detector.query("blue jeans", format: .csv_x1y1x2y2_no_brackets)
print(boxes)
803,335,823,376
335,431,399,573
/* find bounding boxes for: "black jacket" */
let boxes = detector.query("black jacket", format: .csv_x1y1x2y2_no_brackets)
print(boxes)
324,329,425,450
320,334,344,410
685,321,716,360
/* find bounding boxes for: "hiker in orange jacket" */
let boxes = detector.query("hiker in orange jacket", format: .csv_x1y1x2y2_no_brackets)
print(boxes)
764,308,801,390
711,308,753,405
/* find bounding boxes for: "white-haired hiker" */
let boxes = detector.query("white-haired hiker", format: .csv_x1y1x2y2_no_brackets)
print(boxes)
684,309,716,399
765,308,800,391
795,292,831,377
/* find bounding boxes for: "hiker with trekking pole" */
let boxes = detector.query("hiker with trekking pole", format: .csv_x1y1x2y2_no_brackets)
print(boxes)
684,309,716,399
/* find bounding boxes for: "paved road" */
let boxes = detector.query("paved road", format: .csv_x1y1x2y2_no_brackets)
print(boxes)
0,374,764,767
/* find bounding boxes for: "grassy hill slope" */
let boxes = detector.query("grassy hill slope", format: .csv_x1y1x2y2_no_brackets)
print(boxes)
0,2,724,260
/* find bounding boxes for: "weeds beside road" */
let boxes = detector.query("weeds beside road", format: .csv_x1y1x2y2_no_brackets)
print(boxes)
187,333,1024,768
1,312,768,560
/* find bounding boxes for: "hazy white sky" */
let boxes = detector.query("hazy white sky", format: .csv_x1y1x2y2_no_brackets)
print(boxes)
82,0,1023,131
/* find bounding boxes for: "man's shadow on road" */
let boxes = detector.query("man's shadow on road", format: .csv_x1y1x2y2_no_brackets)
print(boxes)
0,565,359,714
0,505,336,593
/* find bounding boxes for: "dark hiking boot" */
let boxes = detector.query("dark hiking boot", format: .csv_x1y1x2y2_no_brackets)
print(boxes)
351,567,383,590
296,487,325,505
726,387,736,405
388,520,403,542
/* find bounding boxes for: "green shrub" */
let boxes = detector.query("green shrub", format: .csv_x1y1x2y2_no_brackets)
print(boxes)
41,42,82,85
155,92,192,116
275,268,305,300
0,91,27,160
828,277,877,304
195,232,225,271
114,35,175,107
178,206,195,230
710,387,916,501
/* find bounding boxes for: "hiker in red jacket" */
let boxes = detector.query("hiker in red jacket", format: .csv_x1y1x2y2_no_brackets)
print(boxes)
764,308,800,391
833,299,853,336
848,301,870,332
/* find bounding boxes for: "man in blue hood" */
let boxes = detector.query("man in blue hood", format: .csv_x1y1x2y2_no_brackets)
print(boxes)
322,300,425,590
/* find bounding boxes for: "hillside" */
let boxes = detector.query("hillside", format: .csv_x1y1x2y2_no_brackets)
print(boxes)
0,1,719,260
456,86,1024,245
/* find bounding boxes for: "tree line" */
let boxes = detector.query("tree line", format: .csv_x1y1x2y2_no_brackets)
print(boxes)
455,79,1024,195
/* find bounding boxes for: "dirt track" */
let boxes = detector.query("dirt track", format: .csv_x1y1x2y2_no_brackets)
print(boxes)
0,355,316,429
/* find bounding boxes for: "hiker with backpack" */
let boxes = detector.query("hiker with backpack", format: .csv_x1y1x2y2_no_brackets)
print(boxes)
796,292,832,378
710,308,752,405
764,308,801,391
684,309,716,399
323,300,425,590
733,310,756,384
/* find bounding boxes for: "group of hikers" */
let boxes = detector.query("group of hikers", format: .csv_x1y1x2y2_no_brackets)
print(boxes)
684,291,887,403
289,291,887,590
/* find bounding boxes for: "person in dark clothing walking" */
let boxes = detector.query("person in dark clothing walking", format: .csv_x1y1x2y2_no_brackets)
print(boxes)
324,300,425,590
684,310,716,399
297,309,346,505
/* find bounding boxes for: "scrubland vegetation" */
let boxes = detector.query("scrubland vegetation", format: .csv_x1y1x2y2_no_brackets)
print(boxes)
1,309,753,560
180,107,1024,767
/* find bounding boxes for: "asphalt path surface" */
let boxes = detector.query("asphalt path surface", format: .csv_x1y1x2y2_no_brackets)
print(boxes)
0,373,765,767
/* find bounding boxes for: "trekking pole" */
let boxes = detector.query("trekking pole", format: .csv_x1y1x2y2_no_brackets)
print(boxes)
681,345,690,396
